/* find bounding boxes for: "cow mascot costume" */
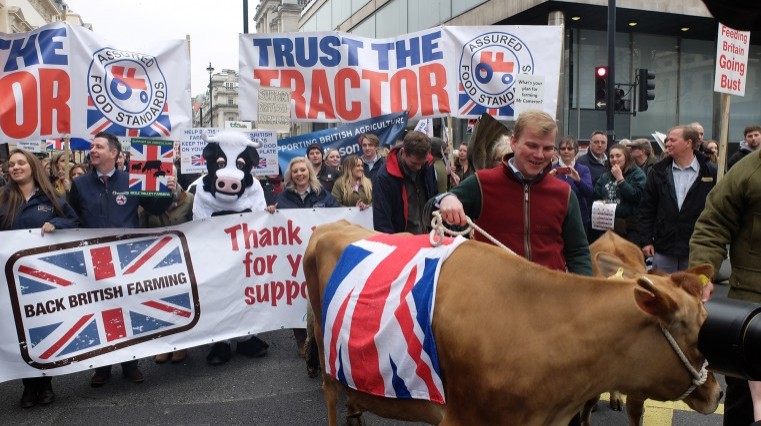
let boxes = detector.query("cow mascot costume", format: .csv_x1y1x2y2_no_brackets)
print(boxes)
193,131,269,365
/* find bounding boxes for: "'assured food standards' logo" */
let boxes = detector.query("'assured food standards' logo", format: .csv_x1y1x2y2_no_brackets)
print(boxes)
87,48,172,138
458,32,535,118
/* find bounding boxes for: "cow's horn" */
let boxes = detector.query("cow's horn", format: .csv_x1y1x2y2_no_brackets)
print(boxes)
468,113,511,170
202,132,219,143
247,138,262,149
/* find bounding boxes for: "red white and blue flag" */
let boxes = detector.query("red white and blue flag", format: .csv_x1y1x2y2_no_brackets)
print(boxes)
322,234,465,404
191,154,206,168
7,233,197,368
45,139,64,151
129,140,174,195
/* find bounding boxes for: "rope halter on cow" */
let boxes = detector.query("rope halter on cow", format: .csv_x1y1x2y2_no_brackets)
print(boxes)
638,276,710,401
429,211,517,256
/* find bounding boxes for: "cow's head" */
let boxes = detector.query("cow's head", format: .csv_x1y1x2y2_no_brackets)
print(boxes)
200,131,261,202
629,265,722,414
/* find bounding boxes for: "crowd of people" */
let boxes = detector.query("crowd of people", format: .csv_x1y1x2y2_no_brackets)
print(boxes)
1,116,760,421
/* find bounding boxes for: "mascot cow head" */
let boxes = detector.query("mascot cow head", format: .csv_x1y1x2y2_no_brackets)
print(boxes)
201,131,261,202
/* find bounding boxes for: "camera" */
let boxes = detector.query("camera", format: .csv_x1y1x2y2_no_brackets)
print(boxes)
700,298,761,380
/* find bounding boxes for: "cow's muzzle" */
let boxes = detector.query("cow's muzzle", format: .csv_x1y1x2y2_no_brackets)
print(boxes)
215,176,242,194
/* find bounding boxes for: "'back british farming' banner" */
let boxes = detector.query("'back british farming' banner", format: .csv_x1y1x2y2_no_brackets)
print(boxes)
0,209,371,382
239,26,561,122
0,22,191,141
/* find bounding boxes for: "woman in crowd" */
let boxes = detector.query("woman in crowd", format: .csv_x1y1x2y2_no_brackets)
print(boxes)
550,136,594,237
704,139,719,165
50,152,70,195
270,157,340,210
266,157,338,369
331,155,372,210
593,143,646,242
69,163,88,183
325,148,342,172
453,141,475,186
0,149,79,408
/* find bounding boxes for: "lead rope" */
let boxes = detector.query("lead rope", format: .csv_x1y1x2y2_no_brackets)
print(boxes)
659,323,710,400
429,211,517,256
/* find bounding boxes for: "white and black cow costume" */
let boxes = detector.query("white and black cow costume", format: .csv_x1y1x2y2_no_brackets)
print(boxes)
192,131,267,219
192,131,270,364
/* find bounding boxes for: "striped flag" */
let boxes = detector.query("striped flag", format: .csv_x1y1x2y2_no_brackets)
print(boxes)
322,233,465,404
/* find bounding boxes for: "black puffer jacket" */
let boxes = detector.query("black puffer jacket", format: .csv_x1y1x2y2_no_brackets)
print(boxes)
638,151,717,257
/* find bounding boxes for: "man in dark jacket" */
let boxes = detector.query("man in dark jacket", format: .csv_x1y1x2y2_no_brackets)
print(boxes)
306,143,338,192
728,124,761,170
68,132,175,387
373,130,438,234
639,125,716,273
360,133,385,182
576,130,609,187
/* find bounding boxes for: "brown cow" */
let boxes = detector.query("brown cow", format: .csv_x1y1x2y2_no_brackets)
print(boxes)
304,221,722,425
581,230,652,425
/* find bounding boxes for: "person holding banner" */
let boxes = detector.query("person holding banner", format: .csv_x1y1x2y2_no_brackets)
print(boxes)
331,155,372,210
0,149,80,408
68,132,177,387
268,157,340,360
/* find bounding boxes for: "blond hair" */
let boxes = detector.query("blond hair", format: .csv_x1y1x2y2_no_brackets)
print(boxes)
284,157,323,194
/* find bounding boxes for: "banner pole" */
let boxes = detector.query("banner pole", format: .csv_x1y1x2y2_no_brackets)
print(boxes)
717,93,731,182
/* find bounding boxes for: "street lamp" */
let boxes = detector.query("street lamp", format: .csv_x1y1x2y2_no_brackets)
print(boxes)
206,62,215,127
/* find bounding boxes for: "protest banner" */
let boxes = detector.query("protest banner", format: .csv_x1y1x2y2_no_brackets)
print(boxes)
239,26,561,122
0,208,372,382
275,111,407,173
180,128,279,175
0,22,191,141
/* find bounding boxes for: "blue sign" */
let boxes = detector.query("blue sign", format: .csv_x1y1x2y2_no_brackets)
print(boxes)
276,111,408,174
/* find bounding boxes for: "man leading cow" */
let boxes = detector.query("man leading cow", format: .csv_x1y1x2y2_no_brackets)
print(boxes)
436,110,592,277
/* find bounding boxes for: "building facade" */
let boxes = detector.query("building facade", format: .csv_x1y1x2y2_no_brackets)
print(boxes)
298,0,760,146
195,69,243,128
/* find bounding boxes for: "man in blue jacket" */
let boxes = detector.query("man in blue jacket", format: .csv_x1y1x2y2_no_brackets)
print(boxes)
68,132,176,387
372,130,438,234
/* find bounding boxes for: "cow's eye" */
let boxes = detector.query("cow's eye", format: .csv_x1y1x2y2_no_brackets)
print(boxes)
216,158,226,168
236,159,246,170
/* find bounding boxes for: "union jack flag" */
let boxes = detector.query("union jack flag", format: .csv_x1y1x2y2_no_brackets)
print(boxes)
322,234,465,404
129,141,174,194
86,97,172,138
191,154,206,167
7,233,198,368
45,139,63,151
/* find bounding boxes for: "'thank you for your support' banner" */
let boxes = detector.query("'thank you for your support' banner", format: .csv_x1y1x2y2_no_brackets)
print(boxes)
239,26,561,123
0,21,191,141
0,209,371,383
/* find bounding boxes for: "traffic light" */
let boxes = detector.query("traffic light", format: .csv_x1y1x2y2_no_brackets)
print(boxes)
595,66,608,110
638,69,655,112
614,88,626,111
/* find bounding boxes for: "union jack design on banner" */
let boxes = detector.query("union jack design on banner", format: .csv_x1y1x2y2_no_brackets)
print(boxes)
6,232,198,368
191,154,206,167
45,139,63,151
129,140,174,195
86,97,172,138
322,234,466,404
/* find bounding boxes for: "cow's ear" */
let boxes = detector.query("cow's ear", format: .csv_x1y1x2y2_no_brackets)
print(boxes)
594,252,639,279
244,146,260,167
634,276,677,321
685,263,714,281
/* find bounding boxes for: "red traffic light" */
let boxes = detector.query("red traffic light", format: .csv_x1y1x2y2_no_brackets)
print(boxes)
596,66,608,78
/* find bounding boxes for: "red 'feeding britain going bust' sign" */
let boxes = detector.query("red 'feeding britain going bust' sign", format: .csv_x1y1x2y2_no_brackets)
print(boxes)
714,23,751,96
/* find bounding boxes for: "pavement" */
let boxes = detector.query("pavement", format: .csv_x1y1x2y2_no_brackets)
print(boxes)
0,284,733,425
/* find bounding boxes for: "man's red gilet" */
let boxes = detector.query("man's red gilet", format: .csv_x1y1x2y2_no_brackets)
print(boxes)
474,164,570,271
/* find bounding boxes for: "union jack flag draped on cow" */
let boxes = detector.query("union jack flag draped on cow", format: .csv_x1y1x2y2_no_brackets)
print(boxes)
322,234,466,404
7,233,198,368
129,138,174,196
